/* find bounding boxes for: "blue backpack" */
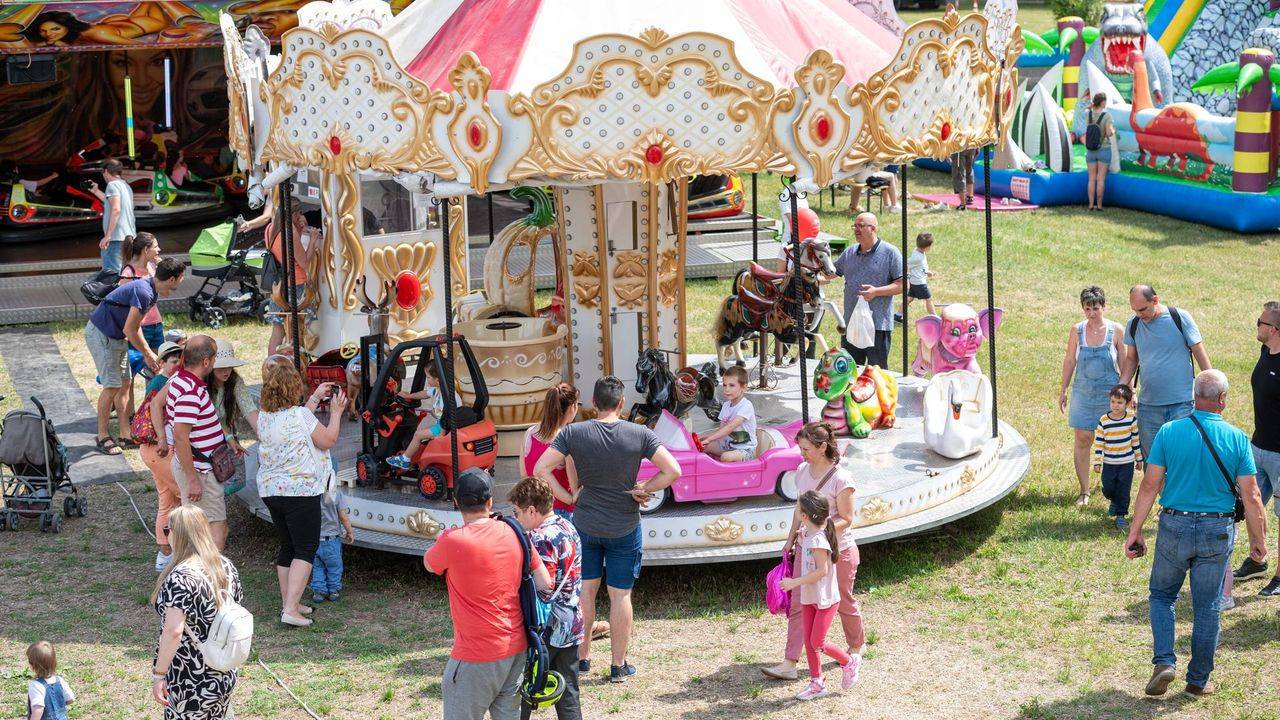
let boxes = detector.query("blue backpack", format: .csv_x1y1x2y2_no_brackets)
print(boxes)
496,514,564,709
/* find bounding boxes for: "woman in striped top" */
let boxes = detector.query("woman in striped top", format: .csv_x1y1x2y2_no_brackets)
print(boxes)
1092,384,1144,531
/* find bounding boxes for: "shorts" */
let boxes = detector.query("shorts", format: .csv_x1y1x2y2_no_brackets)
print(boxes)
718,437,756,460
579,525,642,590
907,283,932,300
267,284,305,326
85,321,128,389
1252,444,1280,517
1085,147,1112,165
171,455,227,522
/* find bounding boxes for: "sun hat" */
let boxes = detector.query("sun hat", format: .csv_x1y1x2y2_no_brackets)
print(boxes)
156,341,183,360
212,339,246,369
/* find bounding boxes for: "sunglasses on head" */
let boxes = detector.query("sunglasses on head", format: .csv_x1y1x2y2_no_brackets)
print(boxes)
162,525,170,537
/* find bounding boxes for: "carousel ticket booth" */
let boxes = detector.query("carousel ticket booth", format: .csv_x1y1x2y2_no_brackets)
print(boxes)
223,0,1031,562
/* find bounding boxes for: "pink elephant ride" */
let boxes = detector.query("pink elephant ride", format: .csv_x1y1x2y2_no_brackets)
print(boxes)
912,304,1004,377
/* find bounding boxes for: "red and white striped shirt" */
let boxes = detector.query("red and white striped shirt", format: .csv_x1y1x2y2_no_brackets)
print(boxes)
165,369,225,472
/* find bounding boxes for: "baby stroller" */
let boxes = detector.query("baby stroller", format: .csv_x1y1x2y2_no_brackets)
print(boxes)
187,217,269,329
0,396,85,533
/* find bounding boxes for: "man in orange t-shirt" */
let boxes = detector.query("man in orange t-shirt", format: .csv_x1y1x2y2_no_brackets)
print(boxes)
425,468,549,720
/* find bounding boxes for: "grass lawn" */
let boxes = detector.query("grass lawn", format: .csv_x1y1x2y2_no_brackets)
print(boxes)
2,167,1280,720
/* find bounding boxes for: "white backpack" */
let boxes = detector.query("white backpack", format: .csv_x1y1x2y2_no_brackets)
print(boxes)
186,568,254,672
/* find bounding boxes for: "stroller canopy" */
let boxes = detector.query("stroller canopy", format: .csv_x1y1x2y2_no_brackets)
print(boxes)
189,219,239,269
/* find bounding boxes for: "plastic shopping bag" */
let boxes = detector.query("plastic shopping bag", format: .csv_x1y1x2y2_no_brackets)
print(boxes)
845,297,875,349
1108,132,1120,174
765,551,793,615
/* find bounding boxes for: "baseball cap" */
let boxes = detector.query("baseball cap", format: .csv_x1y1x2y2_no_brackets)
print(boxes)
165,328,187,343
454,467,493,507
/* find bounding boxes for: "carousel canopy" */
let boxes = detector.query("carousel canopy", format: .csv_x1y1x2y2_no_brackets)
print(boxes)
0,0,414,54
384,0,902,93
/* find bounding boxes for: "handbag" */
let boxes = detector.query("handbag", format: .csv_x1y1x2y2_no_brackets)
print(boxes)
1189,415,1246,523
765,550,793,615
194,444,238,485
131,388,161,445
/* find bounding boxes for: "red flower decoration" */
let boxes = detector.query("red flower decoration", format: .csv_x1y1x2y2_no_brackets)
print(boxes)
329,136,342,155
646,144,663,165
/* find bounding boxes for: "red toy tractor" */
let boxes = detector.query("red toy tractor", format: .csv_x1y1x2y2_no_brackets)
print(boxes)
355,334,497,501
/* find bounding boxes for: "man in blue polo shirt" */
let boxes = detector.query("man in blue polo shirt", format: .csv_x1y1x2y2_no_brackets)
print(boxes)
834,212,902,369
1124,370,1266,700
84,256,185,455
1120,285,1212,456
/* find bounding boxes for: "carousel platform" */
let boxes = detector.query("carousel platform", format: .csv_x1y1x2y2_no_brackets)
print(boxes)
236,355,1029,566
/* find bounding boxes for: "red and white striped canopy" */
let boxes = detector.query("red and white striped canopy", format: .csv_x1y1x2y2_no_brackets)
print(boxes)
384,0,901,93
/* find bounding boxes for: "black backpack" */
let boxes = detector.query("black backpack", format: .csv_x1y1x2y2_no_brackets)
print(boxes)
260,248,282,294
1085,110,1103,151
1127,306,1192,388
80,268,121,306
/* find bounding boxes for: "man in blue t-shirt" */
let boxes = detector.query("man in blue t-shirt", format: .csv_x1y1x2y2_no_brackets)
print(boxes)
1120,285,1212,456
84,257,185,455
1124,370,1266,699
834,212,903,369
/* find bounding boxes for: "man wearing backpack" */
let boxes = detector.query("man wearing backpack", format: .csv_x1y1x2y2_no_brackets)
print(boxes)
1120,285,1212,457
85,257,185,456
425,469,550,720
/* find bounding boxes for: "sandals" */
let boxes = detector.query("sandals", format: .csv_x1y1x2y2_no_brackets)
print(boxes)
1075,493,1090,507
95,437,124,456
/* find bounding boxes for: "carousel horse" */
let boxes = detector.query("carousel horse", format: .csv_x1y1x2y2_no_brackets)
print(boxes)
776,234,841,364
714,257,823,370
629,348,720,427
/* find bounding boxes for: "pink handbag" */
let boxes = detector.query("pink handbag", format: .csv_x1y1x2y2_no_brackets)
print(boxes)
765,550,793,615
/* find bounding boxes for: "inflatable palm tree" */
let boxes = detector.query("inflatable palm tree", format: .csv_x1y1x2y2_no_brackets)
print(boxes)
1193,49,1280,192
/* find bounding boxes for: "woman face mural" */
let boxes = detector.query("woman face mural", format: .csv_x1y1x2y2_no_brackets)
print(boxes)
107,50,171,120
18,11,90,47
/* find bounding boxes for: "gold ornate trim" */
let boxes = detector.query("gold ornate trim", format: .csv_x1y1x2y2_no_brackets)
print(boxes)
703,516,744,543
859,496,891,523
593,185,612,374
369,240,437,329
448,198,467,304
406,510,443,538
613,250,647,310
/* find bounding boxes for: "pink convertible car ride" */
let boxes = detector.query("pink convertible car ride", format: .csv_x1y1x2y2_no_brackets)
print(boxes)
637,410,805,514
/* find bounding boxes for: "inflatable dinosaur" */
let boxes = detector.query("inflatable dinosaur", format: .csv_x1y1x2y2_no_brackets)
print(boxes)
1074,1,1172,136
1130,50,1215,179
812,348,897,439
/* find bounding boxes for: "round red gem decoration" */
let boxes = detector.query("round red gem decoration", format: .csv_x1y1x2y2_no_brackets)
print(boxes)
468,120,483,149
940,122,952,141
645,144,663,165
394,270,421,310
1004,86,1012,109
329,135,342,155
814,113,832,142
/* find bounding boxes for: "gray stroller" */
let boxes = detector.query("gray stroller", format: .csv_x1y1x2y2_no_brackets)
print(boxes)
0,396,85,532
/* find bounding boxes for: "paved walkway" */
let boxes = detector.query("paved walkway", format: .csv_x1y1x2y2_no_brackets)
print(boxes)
0,326,135,487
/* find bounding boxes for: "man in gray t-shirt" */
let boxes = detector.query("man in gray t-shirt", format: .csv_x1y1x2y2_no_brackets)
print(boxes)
534,376,680,682
835,212,903,369
89,158,136,274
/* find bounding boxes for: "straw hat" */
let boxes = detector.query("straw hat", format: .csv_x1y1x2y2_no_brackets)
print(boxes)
213,339,246,369
156,341,183,360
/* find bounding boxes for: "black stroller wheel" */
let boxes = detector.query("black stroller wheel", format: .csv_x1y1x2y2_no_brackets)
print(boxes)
38,514,48,532
203,306,227,329
0,513,7,531
51,513,63,534
7,512,17,531
63,496,75,518
77,496,88,517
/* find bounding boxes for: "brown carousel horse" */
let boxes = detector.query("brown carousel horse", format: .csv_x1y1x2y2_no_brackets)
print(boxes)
713,260,822,370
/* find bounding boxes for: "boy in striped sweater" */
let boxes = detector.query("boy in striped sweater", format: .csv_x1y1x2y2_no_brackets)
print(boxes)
1092,384,1144,531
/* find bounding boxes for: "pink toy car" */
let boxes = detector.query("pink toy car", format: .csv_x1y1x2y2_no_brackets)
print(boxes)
637,410,806,514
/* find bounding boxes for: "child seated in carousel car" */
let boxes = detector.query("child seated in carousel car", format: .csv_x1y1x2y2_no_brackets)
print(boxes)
386,357,462,471
701,365,757,462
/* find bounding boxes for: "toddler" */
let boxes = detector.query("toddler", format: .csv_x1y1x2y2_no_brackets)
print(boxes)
701,366,757,462
906,232,937,316
1092,384,1144,531
387,361,461,470
26,641,74,720
778,491,858,700
312,488,354,602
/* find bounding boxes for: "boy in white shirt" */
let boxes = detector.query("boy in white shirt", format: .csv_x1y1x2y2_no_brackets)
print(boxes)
702,366,757,462
906,232,938,316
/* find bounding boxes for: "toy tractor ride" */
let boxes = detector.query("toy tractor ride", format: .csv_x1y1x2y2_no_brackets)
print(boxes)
355,334,498,501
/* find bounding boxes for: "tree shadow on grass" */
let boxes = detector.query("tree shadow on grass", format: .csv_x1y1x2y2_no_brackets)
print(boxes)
1015,688,1191,720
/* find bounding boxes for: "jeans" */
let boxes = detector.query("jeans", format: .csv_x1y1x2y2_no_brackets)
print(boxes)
101,240,123,274
310,536,344,594
1148,513,1234,687
1136,400,1194,460
841,331,892,370
1100,463,1134,517
1252,444,1280,515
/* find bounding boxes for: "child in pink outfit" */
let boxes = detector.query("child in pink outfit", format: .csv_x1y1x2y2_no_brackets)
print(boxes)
778,490,858,701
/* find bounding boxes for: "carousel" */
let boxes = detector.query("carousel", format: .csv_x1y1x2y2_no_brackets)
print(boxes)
222,0,1031,563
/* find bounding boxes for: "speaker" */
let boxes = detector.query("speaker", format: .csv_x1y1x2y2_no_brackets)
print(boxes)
6,54,57,84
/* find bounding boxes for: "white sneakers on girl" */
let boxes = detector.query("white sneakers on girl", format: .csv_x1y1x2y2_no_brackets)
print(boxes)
841,655,861,689
795,678,828,701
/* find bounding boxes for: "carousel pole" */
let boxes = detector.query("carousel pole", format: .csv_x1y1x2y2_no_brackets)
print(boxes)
985,65,1004,437
751,173,758,262
784,177,809,423
439,196,459,484
487,194,495,246
280,179,301,374
900,163,909,376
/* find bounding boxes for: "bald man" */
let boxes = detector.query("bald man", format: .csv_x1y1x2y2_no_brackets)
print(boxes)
833,212,903,369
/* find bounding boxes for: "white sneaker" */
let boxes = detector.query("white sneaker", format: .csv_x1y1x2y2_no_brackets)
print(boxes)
886,204,902,213
1221,594,1236,610
841,655,862,689
796,678,828,701
155,551,172,573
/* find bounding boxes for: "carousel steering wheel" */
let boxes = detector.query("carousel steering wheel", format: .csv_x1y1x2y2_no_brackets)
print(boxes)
339,341,360,360
691,432,704,453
